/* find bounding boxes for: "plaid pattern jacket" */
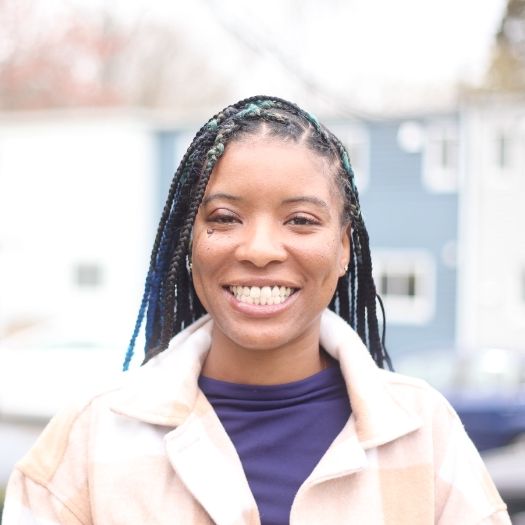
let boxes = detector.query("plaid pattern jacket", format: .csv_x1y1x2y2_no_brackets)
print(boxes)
3,310,510,524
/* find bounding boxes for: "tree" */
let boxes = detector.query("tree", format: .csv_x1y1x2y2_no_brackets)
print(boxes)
484,0,525,91
0,0,229,111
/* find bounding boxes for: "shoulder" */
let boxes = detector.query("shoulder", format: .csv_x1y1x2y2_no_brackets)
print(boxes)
379,368,460,425
380,368,448,400
15,337,204,486
375,370,510,522
15,379,126,485
376,368,487,477
360,368,467,453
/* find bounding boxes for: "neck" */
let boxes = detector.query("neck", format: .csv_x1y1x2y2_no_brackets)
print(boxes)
201,326,326,385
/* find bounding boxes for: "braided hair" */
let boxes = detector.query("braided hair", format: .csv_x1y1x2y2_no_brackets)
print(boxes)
123,96,392,371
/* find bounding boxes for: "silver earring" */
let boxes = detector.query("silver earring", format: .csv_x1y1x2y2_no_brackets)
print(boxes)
344,264,349,273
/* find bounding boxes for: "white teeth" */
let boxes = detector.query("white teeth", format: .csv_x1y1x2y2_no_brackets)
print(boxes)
228,285,295,304
261,286,272,299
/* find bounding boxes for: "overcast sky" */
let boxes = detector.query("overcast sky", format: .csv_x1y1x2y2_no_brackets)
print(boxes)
65,0,507,114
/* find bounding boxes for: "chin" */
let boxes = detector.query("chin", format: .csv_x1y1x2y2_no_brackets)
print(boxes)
213,316,319,354
228,329,291,352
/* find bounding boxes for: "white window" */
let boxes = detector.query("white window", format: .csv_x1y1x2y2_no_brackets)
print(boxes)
422,121,459,193
372,250,435,324
496,131,512,170
484,117,525,188
397,121,424,153
74,263,103,288
489,126,520,179
328,123,369,192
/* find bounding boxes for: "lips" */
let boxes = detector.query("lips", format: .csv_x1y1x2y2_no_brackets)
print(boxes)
227,285,296,305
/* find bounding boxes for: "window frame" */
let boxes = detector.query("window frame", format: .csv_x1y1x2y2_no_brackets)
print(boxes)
422,120,459,193
372,249,436,325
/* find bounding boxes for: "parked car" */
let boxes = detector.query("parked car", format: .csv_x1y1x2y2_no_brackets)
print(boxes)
394,346,525,452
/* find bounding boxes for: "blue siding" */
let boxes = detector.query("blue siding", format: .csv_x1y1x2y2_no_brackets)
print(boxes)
362,119,458,356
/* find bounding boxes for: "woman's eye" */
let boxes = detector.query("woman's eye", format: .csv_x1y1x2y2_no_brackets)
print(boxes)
209,213,239,224
287,215,320,226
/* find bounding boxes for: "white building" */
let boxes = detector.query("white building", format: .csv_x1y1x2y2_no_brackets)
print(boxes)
0,109,157,341
459,93,525,351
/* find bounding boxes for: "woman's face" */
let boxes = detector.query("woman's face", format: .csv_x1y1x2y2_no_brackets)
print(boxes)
191,136,350,354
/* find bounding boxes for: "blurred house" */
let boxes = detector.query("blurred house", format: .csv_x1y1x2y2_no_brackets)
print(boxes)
0,110,157,342
335,116,459,355
459,93,525,352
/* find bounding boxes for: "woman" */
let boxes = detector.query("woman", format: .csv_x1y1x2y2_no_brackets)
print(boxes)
3,96,510,524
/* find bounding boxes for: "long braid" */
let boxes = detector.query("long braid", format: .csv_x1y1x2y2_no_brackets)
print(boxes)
123,122,220,369
148,114,245,358
160,172,212,348
124,95,392,370
348,238,357,329
330,132,390,368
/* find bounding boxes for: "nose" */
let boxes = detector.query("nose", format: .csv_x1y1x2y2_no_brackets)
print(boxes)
234,218,287,267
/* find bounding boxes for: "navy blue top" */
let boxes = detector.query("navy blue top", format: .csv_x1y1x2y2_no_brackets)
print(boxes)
199,363,351,525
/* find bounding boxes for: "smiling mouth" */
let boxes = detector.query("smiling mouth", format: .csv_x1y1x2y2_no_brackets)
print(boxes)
227,285,297,305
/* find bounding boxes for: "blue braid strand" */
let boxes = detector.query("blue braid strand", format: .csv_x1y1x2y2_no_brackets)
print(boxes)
305,111,320,128
123,272,152,371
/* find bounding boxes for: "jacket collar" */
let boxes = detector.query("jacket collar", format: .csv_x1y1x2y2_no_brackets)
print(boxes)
110,310,421,448
319,310,421,448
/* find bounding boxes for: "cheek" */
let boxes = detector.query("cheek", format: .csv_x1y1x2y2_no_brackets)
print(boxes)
191,233,213,302
295,234,343,279
192,234,234,268
191,231,235,298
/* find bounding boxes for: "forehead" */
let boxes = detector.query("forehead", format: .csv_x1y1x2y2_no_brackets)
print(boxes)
205,137,339,199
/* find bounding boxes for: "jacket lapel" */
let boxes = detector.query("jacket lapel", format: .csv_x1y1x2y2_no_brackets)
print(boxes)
165,391,260,525
305,417,368,484
110,315,213,426
110,310,423,515
320,310,422,450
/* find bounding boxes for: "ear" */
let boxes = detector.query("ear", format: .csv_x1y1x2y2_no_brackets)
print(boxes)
339,223,351,277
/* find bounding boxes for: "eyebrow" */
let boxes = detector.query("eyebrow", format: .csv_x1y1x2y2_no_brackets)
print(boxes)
282,196,329,209
201,193,329,210
201,192,241,206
